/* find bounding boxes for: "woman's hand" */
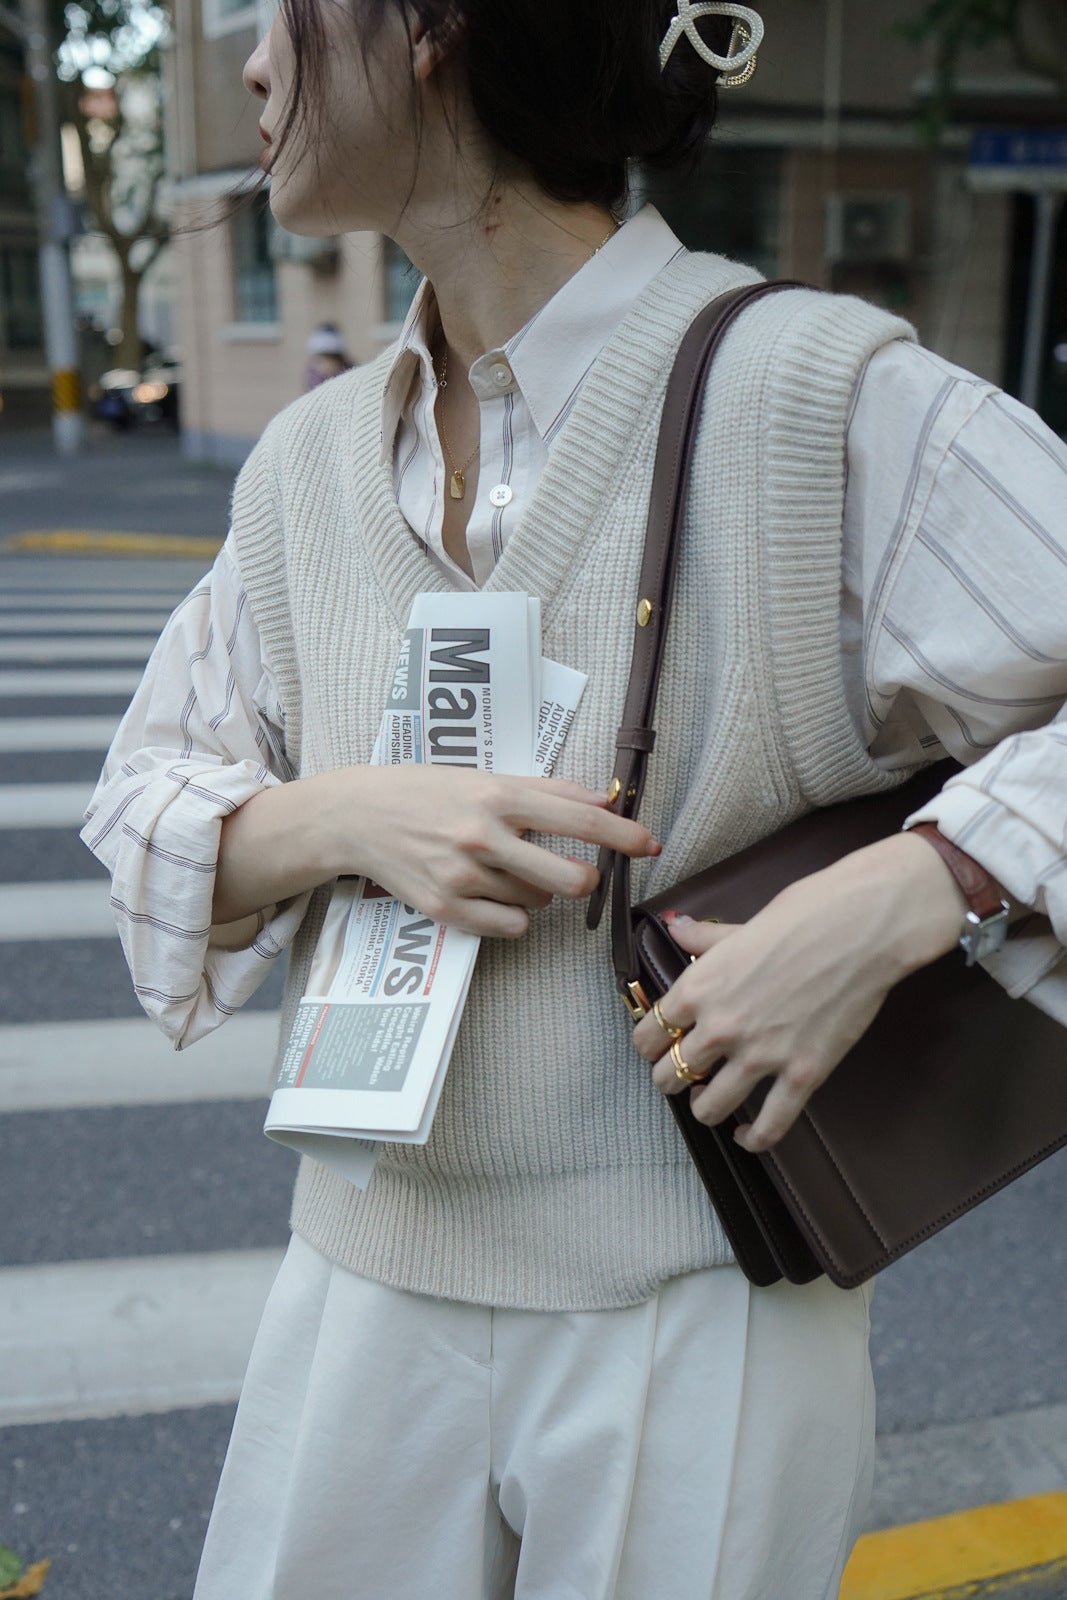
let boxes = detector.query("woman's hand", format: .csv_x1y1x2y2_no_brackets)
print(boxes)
632,831,968,1152
214,763,659,936
333,766,660,938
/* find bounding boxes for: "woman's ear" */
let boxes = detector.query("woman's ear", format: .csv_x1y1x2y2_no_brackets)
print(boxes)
411,11,460,82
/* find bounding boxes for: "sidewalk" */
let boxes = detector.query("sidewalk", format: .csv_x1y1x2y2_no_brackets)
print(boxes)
0,426,237,548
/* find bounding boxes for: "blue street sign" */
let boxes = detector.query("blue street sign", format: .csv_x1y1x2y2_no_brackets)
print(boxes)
970,129,1067,171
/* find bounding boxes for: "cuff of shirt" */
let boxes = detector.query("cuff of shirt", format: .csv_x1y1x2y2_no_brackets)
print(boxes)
83,760,308,1049
905,779,1065,1003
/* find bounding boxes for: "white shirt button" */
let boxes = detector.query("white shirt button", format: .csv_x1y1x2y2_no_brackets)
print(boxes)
489,360,514,388
489,484,514,509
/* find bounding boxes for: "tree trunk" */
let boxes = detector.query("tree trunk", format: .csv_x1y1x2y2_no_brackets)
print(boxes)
115,257,145,371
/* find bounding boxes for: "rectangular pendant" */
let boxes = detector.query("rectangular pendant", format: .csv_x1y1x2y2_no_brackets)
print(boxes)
450,471,465,501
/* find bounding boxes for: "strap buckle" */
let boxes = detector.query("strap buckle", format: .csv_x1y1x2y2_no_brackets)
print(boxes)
621,980,652,1021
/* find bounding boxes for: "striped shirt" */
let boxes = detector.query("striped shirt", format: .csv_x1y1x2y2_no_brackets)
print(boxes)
82,209,1067,1047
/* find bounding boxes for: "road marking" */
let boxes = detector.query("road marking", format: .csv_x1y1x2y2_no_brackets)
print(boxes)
841,1493,1067,1600
0,715,118,752
3,530,224,559
0,668,142,695
0,611,170,633
0,1012,280,1111
0,880,116,940
0,782,93,827
0,1248,284,1425
0,636,155,661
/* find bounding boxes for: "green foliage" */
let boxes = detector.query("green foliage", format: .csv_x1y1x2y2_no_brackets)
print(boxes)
0,1551,22,1591
901,0,1067,137
901,0,1020,137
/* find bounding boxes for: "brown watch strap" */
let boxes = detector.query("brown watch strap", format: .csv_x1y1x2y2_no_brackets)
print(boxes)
910,823,1006,922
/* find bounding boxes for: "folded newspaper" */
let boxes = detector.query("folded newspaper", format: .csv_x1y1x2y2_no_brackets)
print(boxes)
265,592,586,1187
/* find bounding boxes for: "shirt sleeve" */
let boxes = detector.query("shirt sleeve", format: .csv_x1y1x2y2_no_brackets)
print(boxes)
80,537,311,1048
843,341,1067,1022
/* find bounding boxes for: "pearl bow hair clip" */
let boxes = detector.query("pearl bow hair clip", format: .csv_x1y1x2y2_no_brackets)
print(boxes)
659,1,764,86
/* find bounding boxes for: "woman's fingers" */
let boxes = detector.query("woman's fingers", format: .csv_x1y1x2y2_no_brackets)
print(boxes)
488,837,600,898
631,922,742,1060
662,912,737,957
441,897,531,939
492,777,661,860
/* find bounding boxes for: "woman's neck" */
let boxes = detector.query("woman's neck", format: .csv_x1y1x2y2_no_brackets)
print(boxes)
397,181,617,373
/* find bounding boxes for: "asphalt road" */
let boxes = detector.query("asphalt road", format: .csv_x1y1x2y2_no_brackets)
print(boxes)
0,427,1065,1599
0,425,239,542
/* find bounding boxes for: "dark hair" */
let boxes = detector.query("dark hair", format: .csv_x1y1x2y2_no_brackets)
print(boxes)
276,0,729,213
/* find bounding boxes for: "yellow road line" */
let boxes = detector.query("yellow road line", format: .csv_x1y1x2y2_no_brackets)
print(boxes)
840,1493,1067,1599
2,531,223,559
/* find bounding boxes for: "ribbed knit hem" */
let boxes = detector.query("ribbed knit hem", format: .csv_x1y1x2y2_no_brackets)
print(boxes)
290,1155,734,1312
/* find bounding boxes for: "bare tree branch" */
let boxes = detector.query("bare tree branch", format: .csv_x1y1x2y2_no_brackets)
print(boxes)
57,0,172,365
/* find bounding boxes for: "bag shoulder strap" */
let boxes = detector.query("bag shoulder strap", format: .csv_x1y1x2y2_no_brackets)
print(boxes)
585,280,805,1008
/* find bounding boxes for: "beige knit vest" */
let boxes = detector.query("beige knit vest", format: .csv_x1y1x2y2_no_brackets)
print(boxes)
230,253,916,1310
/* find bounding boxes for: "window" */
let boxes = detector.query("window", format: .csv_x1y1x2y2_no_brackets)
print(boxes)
202,0,257,39
384,238,420,326
232,194,278,324
640,146,782,281
0,246,44,351
0,86,30,201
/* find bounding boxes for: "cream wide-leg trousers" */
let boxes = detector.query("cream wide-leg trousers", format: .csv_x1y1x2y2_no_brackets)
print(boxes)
193,1234,875,1600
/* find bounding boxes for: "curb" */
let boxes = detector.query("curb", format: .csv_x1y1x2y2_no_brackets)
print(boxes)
2,531,224,560
841,1493,1067,1599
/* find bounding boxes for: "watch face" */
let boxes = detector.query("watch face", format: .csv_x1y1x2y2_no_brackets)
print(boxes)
961,906,1010,967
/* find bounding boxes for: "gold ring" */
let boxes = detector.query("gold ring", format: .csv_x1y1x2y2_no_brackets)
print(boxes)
670,1040,708,1087
653,1000,685,1042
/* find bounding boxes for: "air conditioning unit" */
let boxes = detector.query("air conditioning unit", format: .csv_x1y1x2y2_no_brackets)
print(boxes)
825,194,912,265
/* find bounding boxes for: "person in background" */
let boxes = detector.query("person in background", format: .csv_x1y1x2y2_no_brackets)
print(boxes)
304,322,353,389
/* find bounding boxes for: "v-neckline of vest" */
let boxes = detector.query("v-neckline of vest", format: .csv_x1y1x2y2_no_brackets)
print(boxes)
351,251,761,635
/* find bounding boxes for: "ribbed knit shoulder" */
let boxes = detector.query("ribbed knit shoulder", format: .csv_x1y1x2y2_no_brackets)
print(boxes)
707,286,918,805
229,348,395,767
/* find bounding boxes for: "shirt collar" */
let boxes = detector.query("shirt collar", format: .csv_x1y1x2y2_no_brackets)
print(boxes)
380,277,439,466
496,205,686,442
379,205,686,462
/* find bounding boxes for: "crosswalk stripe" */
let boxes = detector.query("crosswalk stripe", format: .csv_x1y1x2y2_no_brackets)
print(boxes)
0,715,118,752
0,636,156,662
0,612,171,633
0,1248,284,1425
0,594,184,612
0,668,143,695
0,1012,279,1112
0,880,116,940
0,570,199,592
0,782,93,827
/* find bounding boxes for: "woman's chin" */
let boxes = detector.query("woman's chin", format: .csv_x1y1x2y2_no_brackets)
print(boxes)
266,180,340,238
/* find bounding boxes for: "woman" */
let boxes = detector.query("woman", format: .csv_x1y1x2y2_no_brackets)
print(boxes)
83,1,1067,1596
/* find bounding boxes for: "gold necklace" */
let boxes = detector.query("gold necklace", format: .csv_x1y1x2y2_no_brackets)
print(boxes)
431,224,615,502
434,346,479,501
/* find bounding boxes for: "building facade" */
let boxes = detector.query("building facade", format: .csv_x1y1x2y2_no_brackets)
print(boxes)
0,13,48,425
168,0,1067,464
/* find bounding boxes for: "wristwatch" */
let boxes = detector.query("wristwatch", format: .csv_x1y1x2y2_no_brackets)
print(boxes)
910,823,1011,967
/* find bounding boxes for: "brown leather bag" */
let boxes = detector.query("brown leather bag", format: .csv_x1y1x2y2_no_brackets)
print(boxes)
588,282,1067,1290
